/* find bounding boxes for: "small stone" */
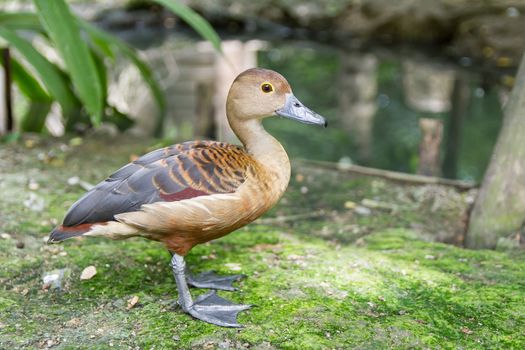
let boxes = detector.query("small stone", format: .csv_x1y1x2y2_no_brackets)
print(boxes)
172,335,180,341
0,233,12,240
80,266,97,280
16,241,25,249
127,296,139,310
461,327,473,334
23,192,45,212
300,186,309,194
354,206,372,216
424,255,436,260
338,156,353,170
24,139,36,148
224,263,242,271
66,318,81,327
69,137,83,147
344,201,356,209
67,176,80,186
295,174,305,182
42,269,69,290
28,180,39,190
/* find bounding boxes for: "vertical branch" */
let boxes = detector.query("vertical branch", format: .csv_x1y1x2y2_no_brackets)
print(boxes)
2,47,14,133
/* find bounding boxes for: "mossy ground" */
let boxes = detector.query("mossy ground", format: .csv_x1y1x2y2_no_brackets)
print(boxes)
1,135,524,349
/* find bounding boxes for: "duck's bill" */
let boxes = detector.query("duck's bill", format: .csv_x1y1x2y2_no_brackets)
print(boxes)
275,94,327,127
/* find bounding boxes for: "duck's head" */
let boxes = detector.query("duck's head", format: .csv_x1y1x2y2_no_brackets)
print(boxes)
227,68,327,127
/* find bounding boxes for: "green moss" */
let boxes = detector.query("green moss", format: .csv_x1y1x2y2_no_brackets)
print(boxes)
1,136,524,349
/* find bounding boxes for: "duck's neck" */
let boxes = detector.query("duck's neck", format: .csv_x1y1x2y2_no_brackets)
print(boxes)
229,117,291,190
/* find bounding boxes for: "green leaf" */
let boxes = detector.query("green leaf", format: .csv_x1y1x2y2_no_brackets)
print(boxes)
151,0,222,53
6,57,51,101
0,12,44,33
33,0,103,125
0,27,79,115
78,19,167,136
7,57,54,133
90,48,109,104
21,101,52,132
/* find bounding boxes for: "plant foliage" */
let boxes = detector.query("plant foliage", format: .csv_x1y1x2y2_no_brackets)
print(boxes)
0,0,221,134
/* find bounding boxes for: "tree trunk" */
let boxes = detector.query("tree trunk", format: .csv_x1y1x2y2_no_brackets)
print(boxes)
466,53,525,249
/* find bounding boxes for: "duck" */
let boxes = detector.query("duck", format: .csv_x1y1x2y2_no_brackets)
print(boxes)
48,68,327,327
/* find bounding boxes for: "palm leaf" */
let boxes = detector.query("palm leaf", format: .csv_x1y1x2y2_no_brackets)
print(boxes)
33,0,103,125
21,101,52,132
78,19,167,136
151,0,222,53
2,55,52,132
8,57,51,102
0,12,45,33
0,27,79,116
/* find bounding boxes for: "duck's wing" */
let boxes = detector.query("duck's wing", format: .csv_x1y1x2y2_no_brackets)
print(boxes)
61,141,251,227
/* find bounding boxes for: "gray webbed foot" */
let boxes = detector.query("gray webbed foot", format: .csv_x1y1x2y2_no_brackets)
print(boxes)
185,290,252,327
170,253,251,327
187,271,246,291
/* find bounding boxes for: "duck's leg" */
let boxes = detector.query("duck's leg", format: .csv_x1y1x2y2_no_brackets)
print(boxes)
168,250,245,291
170,253,251,327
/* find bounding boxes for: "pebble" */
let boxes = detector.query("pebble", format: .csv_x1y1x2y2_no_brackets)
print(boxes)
23,193,45,212
354,206,372,216
126,296,139,310
0,233,12,240
80,266,97,280
42,268,69,290
224,263,242,271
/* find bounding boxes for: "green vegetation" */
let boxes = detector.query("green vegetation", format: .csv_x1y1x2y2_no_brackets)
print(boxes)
0,0,220,134
1,136,523,349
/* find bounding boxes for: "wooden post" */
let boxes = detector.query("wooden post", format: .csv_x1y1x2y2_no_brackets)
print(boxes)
194,82,215,138
418,118,443,177
1,47,13,135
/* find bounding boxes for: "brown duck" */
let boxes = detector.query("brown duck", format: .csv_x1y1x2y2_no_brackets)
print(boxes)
49,68,327,327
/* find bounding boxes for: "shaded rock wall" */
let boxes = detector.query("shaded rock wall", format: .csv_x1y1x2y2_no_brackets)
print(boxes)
184,0,525,69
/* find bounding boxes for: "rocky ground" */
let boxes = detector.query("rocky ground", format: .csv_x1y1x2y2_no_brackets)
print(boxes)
1,135,524,349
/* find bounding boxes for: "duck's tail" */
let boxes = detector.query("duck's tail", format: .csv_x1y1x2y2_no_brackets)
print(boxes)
47,223,94,243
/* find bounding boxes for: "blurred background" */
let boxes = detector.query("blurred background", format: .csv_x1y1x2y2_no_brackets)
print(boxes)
1,0,525,182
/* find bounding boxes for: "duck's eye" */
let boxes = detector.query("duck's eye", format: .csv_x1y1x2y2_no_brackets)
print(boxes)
261,82,274,93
